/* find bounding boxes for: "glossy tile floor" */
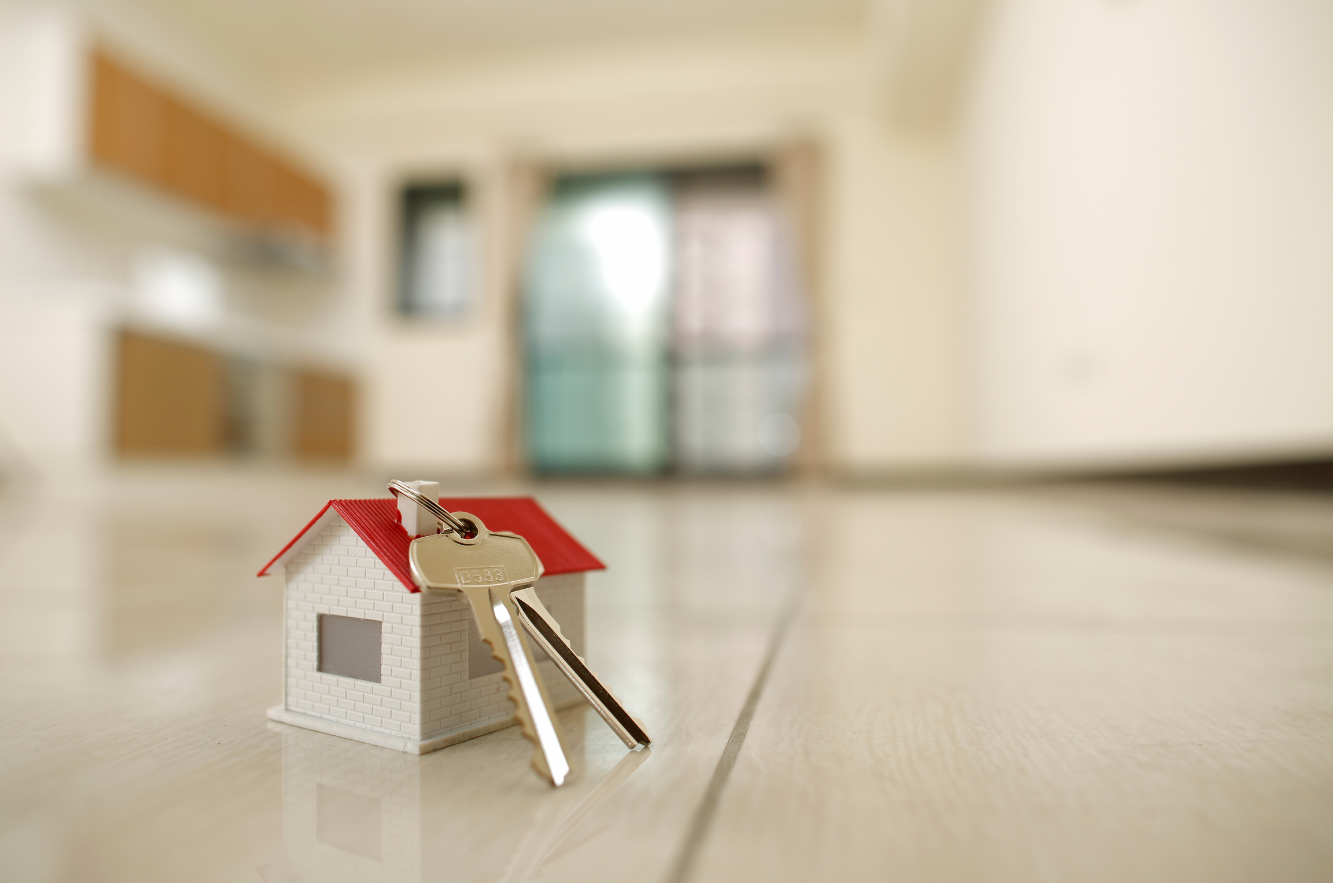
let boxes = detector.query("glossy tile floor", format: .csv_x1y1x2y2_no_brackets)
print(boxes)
2,470,1332,882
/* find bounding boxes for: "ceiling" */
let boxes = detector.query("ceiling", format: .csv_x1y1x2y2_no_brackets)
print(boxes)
119,0,869,85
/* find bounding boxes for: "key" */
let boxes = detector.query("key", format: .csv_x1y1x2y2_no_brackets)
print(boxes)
389,480,651,777
409,513,572,787
510,586,651,749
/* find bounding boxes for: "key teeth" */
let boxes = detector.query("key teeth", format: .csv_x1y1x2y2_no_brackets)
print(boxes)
530,604,609,681
513,594,652,747
514,594,618,693
483,636,551,778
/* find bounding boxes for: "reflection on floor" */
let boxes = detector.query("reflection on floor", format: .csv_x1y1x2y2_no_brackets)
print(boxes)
261,716,653,883
0,469,1331,882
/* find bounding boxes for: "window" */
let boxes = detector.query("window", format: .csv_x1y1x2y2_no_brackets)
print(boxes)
398,181,475,318
317,614,382,682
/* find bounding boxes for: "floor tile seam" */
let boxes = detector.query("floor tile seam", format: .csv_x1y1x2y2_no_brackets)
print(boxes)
1120,530,1333,569
800,612,1333,637
661,590,804,883
1042,507,1333,568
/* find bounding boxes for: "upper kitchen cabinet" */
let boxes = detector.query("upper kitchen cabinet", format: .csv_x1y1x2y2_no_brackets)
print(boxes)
85,47,333,242
272,157,332,238
223,135,276,224
87,50,166,185
161,92,229,212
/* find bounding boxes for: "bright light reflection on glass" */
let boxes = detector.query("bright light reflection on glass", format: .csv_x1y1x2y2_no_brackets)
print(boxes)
583,205,666,315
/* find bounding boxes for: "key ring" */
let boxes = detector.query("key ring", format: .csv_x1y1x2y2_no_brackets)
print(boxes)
387,479,472,536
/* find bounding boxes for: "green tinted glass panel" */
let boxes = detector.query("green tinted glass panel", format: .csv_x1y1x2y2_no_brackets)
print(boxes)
524,175,671,474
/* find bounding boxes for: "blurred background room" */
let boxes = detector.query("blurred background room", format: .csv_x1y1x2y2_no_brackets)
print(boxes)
1,0,1332,880
0,0,1330,484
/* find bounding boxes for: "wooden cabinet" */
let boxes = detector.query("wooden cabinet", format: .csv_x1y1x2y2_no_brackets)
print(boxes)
273,159,332,237
114,330,357,462
223,135,276,223
115,331,228,456
162,96,228,211
87,49,332,240
293,370,356,461
89,51,166,184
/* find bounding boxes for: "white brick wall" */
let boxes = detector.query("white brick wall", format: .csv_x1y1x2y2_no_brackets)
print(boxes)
283,516,587,750
285,520,422,740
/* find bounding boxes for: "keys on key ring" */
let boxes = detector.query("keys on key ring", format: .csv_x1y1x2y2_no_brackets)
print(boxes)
389,481,650,787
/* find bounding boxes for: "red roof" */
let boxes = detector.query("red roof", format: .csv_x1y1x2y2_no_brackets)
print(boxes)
258,497,604,592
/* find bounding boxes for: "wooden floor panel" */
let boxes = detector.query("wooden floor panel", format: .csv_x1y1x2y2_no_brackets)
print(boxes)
0,475,1330,882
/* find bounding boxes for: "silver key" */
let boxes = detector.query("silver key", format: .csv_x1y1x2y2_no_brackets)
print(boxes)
409,513,572,786
510,587,651,748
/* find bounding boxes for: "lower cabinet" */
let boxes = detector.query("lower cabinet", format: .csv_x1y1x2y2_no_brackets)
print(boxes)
292,370,356,461
115,331,228,455
114,329,355,462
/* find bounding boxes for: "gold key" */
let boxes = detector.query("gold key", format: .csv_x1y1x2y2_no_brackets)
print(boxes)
408,511,571,786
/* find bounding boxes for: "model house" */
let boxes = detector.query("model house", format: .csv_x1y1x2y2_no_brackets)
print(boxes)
259,482,603,754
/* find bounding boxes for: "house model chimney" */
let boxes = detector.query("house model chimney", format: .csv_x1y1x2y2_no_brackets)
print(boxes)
397,480,442,538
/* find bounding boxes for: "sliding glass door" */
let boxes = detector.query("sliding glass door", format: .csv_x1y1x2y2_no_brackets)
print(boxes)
523,166,806,475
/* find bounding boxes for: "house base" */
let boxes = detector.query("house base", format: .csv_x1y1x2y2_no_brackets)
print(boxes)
266,698,586,755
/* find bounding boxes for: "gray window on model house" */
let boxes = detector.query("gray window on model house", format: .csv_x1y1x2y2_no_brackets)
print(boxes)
318,614,383,683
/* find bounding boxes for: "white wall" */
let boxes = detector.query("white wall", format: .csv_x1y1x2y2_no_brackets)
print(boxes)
964,0,1333,469
282,28,971,475
824,118,967,472
329,148,523,474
